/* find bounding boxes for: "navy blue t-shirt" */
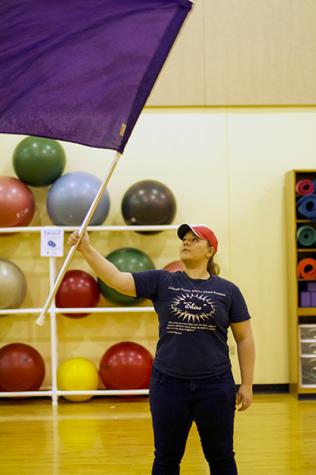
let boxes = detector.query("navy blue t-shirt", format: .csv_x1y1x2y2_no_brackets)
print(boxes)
132,270,250,379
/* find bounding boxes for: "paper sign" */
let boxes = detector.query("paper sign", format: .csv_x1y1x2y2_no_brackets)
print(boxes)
41,227,64,257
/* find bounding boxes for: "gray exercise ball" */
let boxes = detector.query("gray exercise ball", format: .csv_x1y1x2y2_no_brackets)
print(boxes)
0,259,27,309
46,171,110,225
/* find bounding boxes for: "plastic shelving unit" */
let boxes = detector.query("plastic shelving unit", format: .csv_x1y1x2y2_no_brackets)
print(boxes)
0,224,179,405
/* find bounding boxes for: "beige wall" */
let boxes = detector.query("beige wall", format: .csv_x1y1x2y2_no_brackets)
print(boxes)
148,0,316,106
1,107,316,386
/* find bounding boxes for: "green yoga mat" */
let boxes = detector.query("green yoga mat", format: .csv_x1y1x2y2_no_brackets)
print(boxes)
297,225,316,247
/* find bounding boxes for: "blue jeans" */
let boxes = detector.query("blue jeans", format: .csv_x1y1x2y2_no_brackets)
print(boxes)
149,367,238,475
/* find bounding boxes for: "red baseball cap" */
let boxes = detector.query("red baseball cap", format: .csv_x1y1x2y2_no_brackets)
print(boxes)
177,224,218,252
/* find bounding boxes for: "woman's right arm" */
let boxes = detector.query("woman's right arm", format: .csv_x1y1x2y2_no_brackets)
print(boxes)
68,231,136,297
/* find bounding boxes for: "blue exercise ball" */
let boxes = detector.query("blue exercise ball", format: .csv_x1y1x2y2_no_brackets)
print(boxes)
46,172,110,225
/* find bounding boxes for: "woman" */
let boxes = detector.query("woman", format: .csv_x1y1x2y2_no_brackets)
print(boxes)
68,223,255,475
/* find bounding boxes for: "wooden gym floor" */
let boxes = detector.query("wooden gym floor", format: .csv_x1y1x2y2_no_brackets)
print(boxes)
0,393,315,475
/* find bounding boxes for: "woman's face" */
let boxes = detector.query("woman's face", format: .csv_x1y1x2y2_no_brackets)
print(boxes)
180,231,213,265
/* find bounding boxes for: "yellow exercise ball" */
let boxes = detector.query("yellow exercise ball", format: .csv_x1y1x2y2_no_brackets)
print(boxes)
57,357,99,402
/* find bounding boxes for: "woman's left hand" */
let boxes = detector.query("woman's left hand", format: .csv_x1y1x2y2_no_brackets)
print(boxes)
236,384,253,411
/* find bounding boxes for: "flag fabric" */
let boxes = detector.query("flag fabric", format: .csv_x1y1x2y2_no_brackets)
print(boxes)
0,0,192,152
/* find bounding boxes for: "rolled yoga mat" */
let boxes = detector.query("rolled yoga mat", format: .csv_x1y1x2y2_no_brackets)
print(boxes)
297,226,316,247
297,195,316,219
300,291,311,307
296,179,314,196
297,258,316,279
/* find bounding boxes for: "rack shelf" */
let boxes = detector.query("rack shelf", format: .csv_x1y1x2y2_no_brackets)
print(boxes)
0,307,155,316
0,224,179,233
0,389,149,398
298,308,316,316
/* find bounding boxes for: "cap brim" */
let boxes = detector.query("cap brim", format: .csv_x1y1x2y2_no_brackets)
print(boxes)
177,224,196,240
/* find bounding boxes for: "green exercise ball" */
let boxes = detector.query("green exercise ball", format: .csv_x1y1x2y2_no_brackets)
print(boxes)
13,136,66,187
98,248,155,305
0,259,27,309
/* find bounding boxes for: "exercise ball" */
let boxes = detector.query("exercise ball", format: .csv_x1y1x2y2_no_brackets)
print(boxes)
0,176,35,227
163,260,184,272
13,136,66,187
56,270,100,318
0,259,27,309
99,341,153,390
57,357,99,402
0,343,45,391
121,180,176,229
46,171,110,225
98,247,155,305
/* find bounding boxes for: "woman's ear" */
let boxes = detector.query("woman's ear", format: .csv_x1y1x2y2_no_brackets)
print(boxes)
207,246,215,258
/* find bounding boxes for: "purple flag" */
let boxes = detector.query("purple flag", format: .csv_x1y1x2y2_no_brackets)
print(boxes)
0,0,191,152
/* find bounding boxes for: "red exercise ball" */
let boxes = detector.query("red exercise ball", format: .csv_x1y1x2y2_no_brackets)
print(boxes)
0,343,45,391
163,260,184,272
55,270,100,318
0,176,35,227
99,341,153,390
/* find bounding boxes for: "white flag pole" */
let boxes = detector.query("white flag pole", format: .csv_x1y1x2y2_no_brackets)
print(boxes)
36,151,122,326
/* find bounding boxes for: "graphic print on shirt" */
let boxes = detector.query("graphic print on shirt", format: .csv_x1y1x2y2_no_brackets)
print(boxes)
166,286,225,335
170,292,216,322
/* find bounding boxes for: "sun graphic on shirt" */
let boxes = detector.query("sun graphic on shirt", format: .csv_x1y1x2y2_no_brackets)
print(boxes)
170,293,216,323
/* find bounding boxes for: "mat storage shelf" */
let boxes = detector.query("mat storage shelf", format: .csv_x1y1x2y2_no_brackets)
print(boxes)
285,170,316,397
